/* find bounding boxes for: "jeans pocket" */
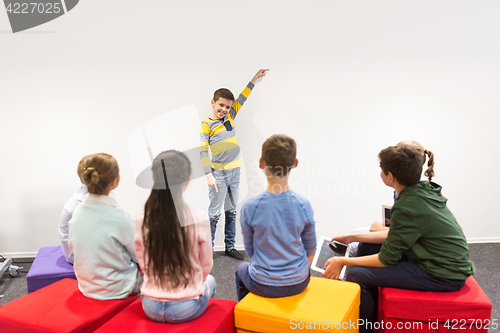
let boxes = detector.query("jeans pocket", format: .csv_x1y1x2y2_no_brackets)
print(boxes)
162,299,204,323
142,297,165,323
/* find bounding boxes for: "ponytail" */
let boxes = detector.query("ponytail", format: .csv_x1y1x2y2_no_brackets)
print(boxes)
396,141,436,182
423,150,435,181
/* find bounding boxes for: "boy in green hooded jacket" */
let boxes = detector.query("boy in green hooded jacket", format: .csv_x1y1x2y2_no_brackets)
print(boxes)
324,144,475,333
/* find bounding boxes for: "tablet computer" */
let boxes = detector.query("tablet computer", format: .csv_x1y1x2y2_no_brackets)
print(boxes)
311,236,350,279
382,205,392,227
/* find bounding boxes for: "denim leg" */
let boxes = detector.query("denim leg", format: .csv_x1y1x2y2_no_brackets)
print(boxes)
204,274,217,297
142,296,199,323
346,259,465,333
248,274,310,299
183,275,217,321
209,214,220,249
235,262,252,301
345,244,382,281
223,168,240,250
208,170,228,248
235,262,310,301
224,209,237,250
141,275,218,324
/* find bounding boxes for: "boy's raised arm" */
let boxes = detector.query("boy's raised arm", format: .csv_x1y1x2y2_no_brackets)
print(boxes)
250,69,269,84
231,69,269,118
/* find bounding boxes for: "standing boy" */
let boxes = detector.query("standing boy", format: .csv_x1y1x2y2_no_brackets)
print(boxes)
200,69,269,259
323,144,475,333
235,134,317,300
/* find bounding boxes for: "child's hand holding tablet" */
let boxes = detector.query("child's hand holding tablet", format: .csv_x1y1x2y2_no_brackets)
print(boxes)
310,236,351,280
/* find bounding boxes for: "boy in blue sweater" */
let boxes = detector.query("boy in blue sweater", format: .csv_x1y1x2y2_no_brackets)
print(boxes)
235,134,317,301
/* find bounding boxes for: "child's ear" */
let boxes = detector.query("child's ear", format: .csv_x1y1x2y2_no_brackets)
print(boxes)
388,172,395,184
110,176,120,190
211,99,215,107
259,158,266,169
292,158,299,169
182,175,191,192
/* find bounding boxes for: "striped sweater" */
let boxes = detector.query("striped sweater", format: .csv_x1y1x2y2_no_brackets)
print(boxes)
200,82,254,174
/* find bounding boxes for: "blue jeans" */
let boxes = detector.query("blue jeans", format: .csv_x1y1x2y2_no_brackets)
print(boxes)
141,275,217,324
208,167,240,250
235,262,310,301
347,258,465,333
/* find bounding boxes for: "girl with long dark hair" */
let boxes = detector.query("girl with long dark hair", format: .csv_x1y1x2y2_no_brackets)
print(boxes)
134,150,215,323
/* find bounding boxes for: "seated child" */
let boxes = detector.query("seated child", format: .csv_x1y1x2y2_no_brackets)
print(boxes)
68,153,142,300
235,134,317,301
346,140,435,257
134,150,215,324
324,144,475,333
58,154,92,264
371,140,435,229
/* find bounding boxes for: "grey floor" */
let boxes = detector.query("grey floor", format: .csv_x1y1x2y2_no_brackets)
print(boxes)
1,243,499,331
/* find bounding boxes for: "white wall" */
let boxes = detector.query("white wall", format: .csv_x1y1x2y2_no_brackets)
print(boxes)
1,0,499,256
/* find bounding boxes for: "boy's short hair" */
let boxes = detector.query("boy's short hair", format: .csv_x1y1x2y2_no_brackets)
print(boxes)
262,134,296,177
213,88,234,102
378,145,423,187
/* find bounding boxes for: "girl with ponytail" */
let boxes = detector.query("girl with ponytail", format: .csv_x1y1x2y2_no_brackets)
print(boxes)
68,153,142,300
134,150,215,324
339,141,437,259
369,140,435,232
326,144,473,333
398,140,435,182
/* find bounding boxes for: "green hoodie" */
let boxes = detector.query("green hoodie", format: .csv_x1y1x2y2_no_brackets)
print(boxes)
378,181,475,280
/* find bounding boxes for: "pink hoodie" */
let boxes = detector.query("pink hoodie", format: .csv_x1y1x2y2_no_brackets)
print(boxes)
134,209,213,301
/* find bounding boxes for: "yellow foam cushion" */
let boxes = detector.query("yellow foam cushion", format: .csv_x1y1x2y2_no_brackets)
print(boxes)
234,277,360,332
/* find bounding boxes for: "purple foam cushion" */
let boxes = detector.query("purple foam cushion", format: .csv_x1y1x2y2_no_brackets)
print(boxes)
26,246,76,293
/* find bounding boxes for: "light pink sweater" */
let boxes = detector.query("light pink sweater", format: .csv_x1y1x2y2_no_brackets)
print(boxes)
134,209,212,301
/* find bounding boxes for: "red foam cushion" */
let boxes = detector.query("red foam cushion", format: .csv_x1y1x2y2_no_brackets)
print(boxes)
0,278,137,333
380,276,492,322
94,297,236,333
